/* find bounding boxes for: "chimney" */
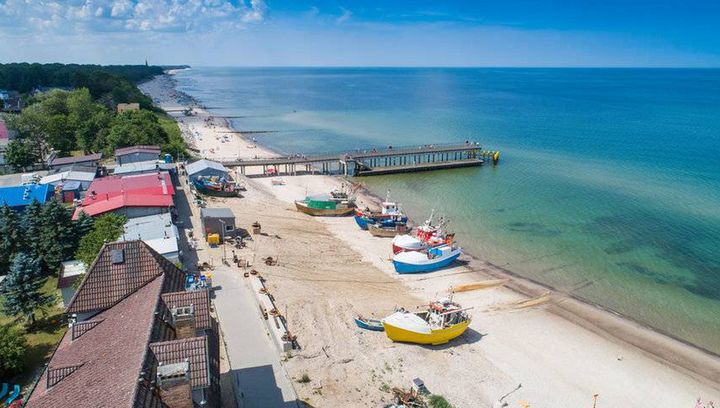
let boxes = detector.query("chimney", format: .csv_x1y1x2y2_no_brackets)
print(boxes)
171,305,195,339
157,360,193,408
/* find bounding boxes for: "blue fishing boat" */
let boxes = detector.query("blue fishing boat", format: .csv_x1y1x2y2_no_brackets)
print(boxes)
354,316,385,331
354,191,407,230
393,245,462,274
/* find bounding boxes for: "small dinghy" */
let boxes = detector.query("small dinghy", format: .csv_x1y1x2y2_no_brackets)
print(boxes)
354,316,385,331
393,244,462,274
368,222,410,238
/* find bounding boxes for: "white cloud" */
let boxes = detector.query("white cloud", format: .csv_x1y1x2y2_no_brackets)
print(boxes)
0,0,266,35
242,0,266,23
336,7,352,24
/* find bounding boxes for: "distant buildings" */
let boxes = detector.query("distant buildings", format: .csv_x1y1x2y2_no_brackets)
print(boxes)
115,145,161,165
0,90,23,112
72,172,175,219
26,241,220,408
117,102,140,113
0,184,50,210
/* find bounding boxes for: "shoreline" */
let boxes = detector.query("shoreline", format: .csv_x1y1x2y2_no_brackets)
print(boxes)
141,72,720,405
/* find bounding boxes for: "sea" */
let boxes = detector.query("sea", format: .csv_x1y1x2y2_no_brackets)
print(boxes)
173,67,720,354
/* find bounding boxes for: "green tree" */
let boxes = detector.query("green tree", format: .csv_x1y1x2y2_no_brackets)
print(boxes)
0,323,28,379
22,200,44,261
5,139,40,170
0,204,21,273
40,200,77,274
4,104,51,160
107,110,168,153
74,211,95,241
0,252,54,325
74,213,127,267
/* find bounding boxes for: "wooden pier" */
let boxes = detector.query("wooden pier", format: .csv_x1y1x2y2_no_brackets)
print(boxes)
224,142,499,177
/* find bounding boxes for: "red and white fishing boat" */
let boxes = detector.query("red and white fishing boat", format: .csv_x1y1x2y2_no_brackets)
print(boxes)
391,210,454,254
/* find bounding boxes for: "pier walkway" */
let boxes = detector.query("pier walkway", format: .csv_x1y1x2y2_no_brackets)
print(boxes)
223,142,499,176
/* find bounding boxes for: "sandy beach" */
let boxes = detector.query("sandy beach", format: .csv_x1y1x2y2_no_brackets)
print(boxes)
140,74,720,407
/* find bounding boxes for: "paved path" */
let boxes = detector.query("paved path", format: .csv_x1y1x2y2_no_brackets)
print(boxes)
212,265,299,408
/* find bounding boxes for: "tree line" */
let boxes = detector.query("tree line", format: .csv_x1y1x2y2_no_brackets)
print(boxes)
0,63,163,107
3,88,187,168
0,63,189,169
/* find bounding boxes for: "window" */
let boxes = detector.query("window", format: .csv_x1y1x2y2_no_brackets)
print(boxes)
225,224,233,232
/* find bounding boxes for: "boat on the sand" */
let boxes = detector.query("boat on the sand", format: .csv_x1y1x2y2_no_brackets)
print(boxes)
382,298,471,345
295,194,356,216
192,175,241,197
354,191,407,230
368,222,411,237
393,244,462,273
354,316,385,331
391,210,454,253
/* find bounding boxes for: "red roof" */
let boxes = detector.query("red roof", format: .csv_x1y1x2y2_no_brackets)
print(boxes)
72,172,175,219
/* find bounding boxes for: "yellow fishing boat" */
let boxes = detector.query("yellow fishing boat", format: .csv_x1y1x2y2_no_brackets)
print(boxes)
382,299,471,345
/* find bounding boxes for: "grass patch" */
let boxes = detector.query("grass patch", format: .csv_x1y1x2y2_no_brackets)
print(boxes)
428,394,454,408
296,373,311,384
1,276,67,388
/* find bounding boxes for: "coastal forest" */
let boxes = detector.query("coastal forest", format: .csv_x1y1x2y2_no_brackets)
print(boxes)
0,63,188,169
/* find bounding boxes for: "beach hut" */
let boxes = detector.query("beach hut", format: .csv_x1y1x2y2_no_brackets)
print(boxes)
115,145,161,165
60,181,82,202
186,159,229,179
200,208,235,241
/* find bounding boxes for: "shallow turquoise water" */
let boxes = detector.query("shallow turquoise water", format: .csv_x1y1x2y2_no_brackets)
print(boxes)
175,68,720,353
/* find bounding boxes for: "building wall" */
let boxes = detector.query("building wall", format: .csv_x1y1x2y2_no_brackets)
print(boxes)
200,216,235,240
118,152,159,166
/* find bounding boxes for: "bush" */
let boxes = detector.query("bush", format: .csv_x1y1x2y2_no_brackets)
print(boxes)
428,395,454,408
0,323,28,379
297,374,311,384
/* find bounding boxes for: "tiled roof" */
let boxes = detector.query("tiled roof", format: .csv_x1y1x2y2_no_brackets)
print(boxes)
66,240,184,314
115,145,161,156
50,153,102,167
150,337,209,388
161,290,212,331
27,276,166,408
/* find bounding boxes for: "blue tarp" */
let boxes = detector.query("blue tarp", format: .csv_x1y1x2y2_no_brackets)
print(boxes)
0,184,50,209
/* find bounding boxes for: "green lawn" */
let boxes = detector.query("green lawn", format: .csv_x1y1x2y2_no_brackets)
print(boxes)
1,276,67,389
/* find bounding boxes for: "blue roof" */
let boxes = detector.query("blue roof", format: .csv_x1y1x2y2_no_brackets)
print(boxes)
0,184,51,208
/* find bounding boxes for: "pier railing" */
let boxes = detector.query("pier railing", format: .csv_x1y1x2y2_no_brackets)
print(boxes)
223,141,499,176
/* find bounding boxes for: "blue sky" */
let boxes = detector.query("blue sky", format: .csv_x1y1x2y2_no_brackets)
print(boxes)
0,0,718,66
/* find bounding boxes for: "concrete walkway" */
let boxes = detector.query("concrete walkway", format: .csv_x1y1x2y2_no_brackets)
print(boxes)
212,265,299,408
